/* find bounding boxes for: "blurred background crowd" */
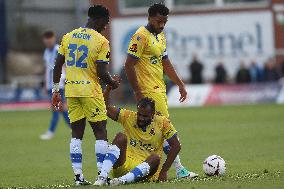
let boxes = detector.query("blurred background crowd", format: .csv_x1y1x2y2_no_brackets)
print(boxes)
0,0,283,105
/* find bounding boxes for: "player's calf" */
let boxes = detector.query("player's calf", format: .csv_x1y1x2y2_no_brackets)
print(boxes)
112,132,128,168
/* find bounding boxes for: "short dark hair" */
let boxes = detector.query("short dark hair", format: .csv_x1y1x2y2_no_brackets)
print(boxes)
148,3,169,17
42,30,55,39
137,97,155,112
88,5,110,19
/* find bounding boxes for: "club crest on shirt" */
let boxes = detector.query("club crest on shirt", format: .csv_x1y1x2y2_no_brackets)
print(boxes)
136,36,141,41
129,44,138,53
150,56,158,64
149,128,155,136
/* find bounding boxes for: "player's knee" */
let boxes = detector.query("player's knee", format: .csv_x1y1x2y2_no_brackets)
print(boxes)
149,153,161,165
113,132,127,146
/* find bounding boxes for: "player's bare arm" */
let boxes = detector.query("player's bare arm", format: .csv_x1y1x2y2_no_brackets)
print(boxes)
97,63,120,89
158,134,181,181
162,58,187,102
125,55,143,101
52,54,65,111
103,85,120,121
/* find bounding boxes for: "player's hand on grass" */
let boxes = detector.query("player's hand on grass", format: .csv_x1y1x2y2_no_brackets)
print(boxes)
158,171,167,181
52,92,63,112
178,85,187,102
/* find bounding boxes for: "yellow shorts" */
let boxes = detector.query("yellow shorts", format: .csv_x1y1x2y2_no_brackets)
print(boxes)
112,154,160,182
143,92,169,118
66,97,107,123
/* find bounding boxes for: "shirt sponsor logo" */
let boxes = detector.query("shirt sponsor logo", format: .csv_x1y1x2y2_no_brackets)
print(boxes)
129,44,138,53
129,138,157,152
65,79,91,85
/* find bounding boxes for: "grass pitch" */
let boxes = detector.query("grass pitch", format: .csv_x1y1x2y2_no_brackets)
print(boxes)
0,104,283,189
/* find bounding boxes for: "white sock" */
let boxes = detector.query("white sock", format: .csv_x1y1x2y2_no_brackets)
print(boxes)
174,155,184,172
95,140,108,173
163,140,184,172
120,162,150,183
70,138,83,175
100,144,120,178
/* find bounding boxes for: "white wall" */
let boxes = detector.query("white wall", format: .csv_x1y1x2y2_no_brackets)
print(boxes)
111,11,275,80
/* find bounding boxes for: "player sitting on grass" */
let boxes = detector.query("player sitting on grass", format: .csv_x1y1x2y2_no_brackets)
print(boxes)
94,85,182,186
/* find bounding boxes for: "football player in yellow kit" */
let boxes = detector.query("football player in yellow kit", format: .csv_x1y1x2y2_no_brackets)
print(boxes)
94,85,181,186
52,5,120,186
124,3,198,179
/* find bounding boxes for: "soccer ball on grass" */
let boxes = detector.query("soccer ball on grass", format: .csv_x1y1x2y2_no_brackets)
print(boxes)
203,155,226,176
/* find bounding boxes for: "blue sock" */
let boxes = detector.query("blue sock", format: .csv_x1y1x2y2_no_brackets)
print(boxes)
163,141,171,155
49,111,59,132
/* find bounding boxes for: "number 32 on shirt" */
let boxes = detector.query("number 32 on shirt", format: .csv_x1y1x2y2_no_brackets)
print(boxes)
66,43,88,68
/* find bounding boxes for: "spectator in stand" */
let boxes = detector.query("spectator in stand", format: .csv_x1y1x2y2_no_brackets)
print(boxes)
264,59,280,82
236,61,251,83
189,54,203,84
214,62,227,84
249,60,264,82
280,60,284,78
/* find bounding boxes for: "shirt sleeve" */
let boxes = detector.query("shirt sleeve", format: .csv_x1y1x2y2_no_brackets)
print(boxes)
162,49,168,60
161,33,168,60
162,118,177,141
127,33,147,59
58,35,67,56
117,109,133,126
96,40,110,64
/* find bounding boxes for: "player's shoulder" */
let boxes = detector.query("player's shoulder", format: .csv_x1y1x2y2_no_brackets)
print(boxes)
157,114,172,126
131,26,149,41
83,28,109,43
153,113,168,124
61,30,74,41
99,35,109,44
159,32,167,43
159,31,166,38
120,108,136,118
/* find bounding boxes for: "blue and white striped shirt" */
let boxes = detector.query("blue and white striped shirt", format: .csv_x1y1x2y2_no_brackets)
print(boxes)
43,44,65,90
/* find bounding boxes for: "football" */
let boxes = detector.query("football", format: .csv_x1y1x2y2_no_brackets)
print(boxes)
203,155,226,176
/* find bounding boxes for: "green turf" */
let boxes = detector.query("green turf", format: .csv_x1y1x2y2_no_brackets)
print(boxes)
0,104,283,189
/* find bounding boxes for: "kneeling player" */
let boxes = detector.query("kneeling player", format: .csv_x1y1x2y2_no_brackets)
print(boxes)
94,86,182,186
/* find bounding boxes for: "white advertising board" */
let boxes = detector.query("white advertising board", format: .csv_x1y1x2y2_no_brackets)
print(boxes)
167,84,212,107
111,11,274,80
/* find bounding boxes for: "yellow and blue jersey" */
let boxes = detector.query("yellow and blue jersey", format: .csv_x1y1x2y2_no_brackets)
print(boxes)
127,26,168,93
58,27,110,97
117,109,177,161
